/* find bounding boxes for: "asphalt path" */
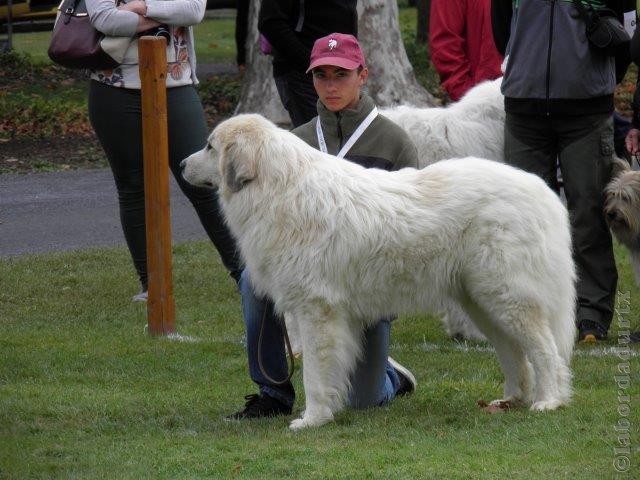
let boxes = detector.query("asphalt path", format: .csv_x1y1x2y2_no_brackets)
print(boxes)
0,169,211,257
0,62,239,258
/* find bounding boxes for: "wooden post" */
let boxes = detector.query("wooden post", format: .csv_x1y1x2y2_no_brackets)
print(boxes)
139,36,175,336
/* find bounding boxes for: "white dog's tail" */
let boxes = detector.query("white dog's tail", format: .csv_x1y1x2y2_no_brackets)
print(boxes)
547,271,577,370
537,201,577,370
553,306,575,405
551,295,576,361
538,265,575,405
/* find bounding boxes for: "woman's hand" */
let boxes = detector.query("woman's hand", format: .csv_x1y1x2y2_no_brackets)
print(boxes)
117,1,162,33
118,0,147,16
625,128,640,156
135,16,162,33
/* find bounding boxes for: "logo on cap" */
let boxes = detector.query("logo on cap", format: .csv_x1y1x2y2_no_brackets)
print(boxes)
328,39,338,50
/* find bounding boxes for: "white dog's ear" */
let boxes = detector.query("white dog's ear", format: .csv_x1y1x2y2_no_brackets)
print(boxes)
611,156,631,179
221,141,257,193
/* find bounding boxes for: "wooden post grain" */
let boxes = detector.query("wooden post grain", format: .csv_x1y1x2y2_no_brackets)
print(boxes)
139,37,175,336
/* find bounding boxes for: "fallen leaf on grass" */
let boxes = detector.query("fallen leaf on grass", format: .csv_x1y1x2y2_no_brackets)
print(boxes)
477,399,511,413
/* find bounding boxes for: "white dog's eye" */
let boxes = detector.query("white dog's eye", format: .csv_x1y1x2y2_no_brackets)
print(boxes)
205,143,212,151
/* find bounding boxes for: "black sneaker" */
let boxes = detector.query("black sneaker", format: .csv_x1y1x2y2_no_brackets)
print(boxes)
225,393,292,420
388,357,417,396
577,320,607,344
630,331,640,343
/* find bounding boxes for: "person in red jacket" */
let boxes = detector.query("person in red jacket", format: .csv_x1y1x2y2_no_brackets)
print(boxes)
429,0,503,102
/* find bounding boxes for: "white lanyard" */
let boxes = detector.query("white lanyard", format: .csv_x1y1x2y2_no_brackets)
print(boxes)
316,106,378,159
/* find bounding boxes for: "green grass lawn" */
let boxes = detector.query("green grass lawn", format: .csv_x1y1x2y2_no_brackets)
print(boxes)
193,14,237,64
1,241,638,479
8,30,55,64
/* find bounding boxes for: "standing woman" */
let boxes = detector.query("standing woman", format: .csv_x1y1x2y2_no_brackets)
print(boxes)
86,0,241,300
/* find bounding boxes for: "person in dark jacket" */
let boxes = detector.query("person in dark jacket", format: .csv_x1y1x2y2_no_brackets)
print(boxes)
258,0,358,127
227,34,419,420
430,0,503,102
492,0,635,343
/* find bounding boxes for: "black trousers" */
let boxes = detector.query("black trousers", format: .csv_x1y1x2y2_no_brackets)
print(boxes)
88,81,241,289
504,112,618,334
274,69,319,128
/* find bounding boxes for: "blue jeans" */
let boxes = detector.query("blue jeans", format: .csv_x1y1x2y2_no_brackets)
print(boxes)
239,269,400,408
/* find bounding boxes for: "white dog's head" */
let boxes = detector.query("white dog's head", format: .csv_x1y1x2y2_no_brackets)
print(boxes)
181,113,285,199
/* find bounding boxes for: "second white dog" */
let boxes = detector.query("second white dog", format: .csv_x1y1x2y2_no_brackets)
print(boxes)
381,77,505,168
182,114,576,430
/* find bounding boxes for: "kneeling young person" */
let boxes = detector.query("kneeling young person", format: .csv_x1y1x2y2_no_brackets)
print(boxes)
228,33,419,420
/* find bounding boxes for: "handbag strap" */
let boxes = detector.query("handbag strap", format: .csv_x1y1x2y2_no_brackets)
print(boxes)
63,0,83,15
60,0,85,24
62,0,116,22
572,0,596,28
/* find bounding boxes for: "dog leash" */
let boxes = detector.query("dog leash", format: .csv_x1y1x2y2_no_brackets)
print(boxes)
257,303,296,385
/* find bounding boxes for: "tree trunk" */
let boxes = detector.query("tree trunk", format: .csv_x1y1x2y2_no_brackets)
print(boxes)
234,0,289,125
358,0,435,107
416,0,430,44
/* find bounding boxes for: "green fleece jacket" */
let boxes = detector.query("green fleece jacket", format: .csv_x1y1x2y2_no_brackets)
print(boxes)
292,94,418,171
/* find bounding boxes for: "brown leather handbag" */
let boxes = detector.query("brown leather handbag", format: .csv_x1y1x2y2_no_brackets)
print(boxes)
47,0,130,70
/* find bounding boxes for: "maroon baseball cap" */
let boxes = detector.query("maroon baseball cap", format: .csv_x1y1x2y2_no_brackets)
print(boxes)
306,33,366,73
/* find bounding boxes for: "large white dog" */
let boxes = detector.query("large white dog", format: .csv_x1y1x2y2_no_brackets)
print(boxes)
182,114,576,430
381,77,505,168
383,78,505,341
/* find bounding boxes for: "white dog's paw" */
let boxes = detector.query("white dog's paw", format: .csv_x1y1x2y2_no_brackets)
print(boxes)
289,418,311,430
530,398,563,411
289,412,333,430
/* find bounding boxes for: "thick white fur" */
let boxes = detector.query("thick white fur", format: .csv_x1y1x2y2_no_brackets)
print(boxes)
182,114,576,430
383,78,505,340
381,77,505,168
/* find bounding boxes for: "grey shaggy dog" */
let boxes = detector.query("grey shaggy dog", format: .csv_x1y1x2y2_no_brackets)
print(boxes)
604,157,640,284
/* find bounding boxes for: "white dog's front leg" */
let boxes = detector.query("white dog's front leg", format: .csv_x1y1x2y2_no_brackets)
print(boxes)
288,305,362,430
